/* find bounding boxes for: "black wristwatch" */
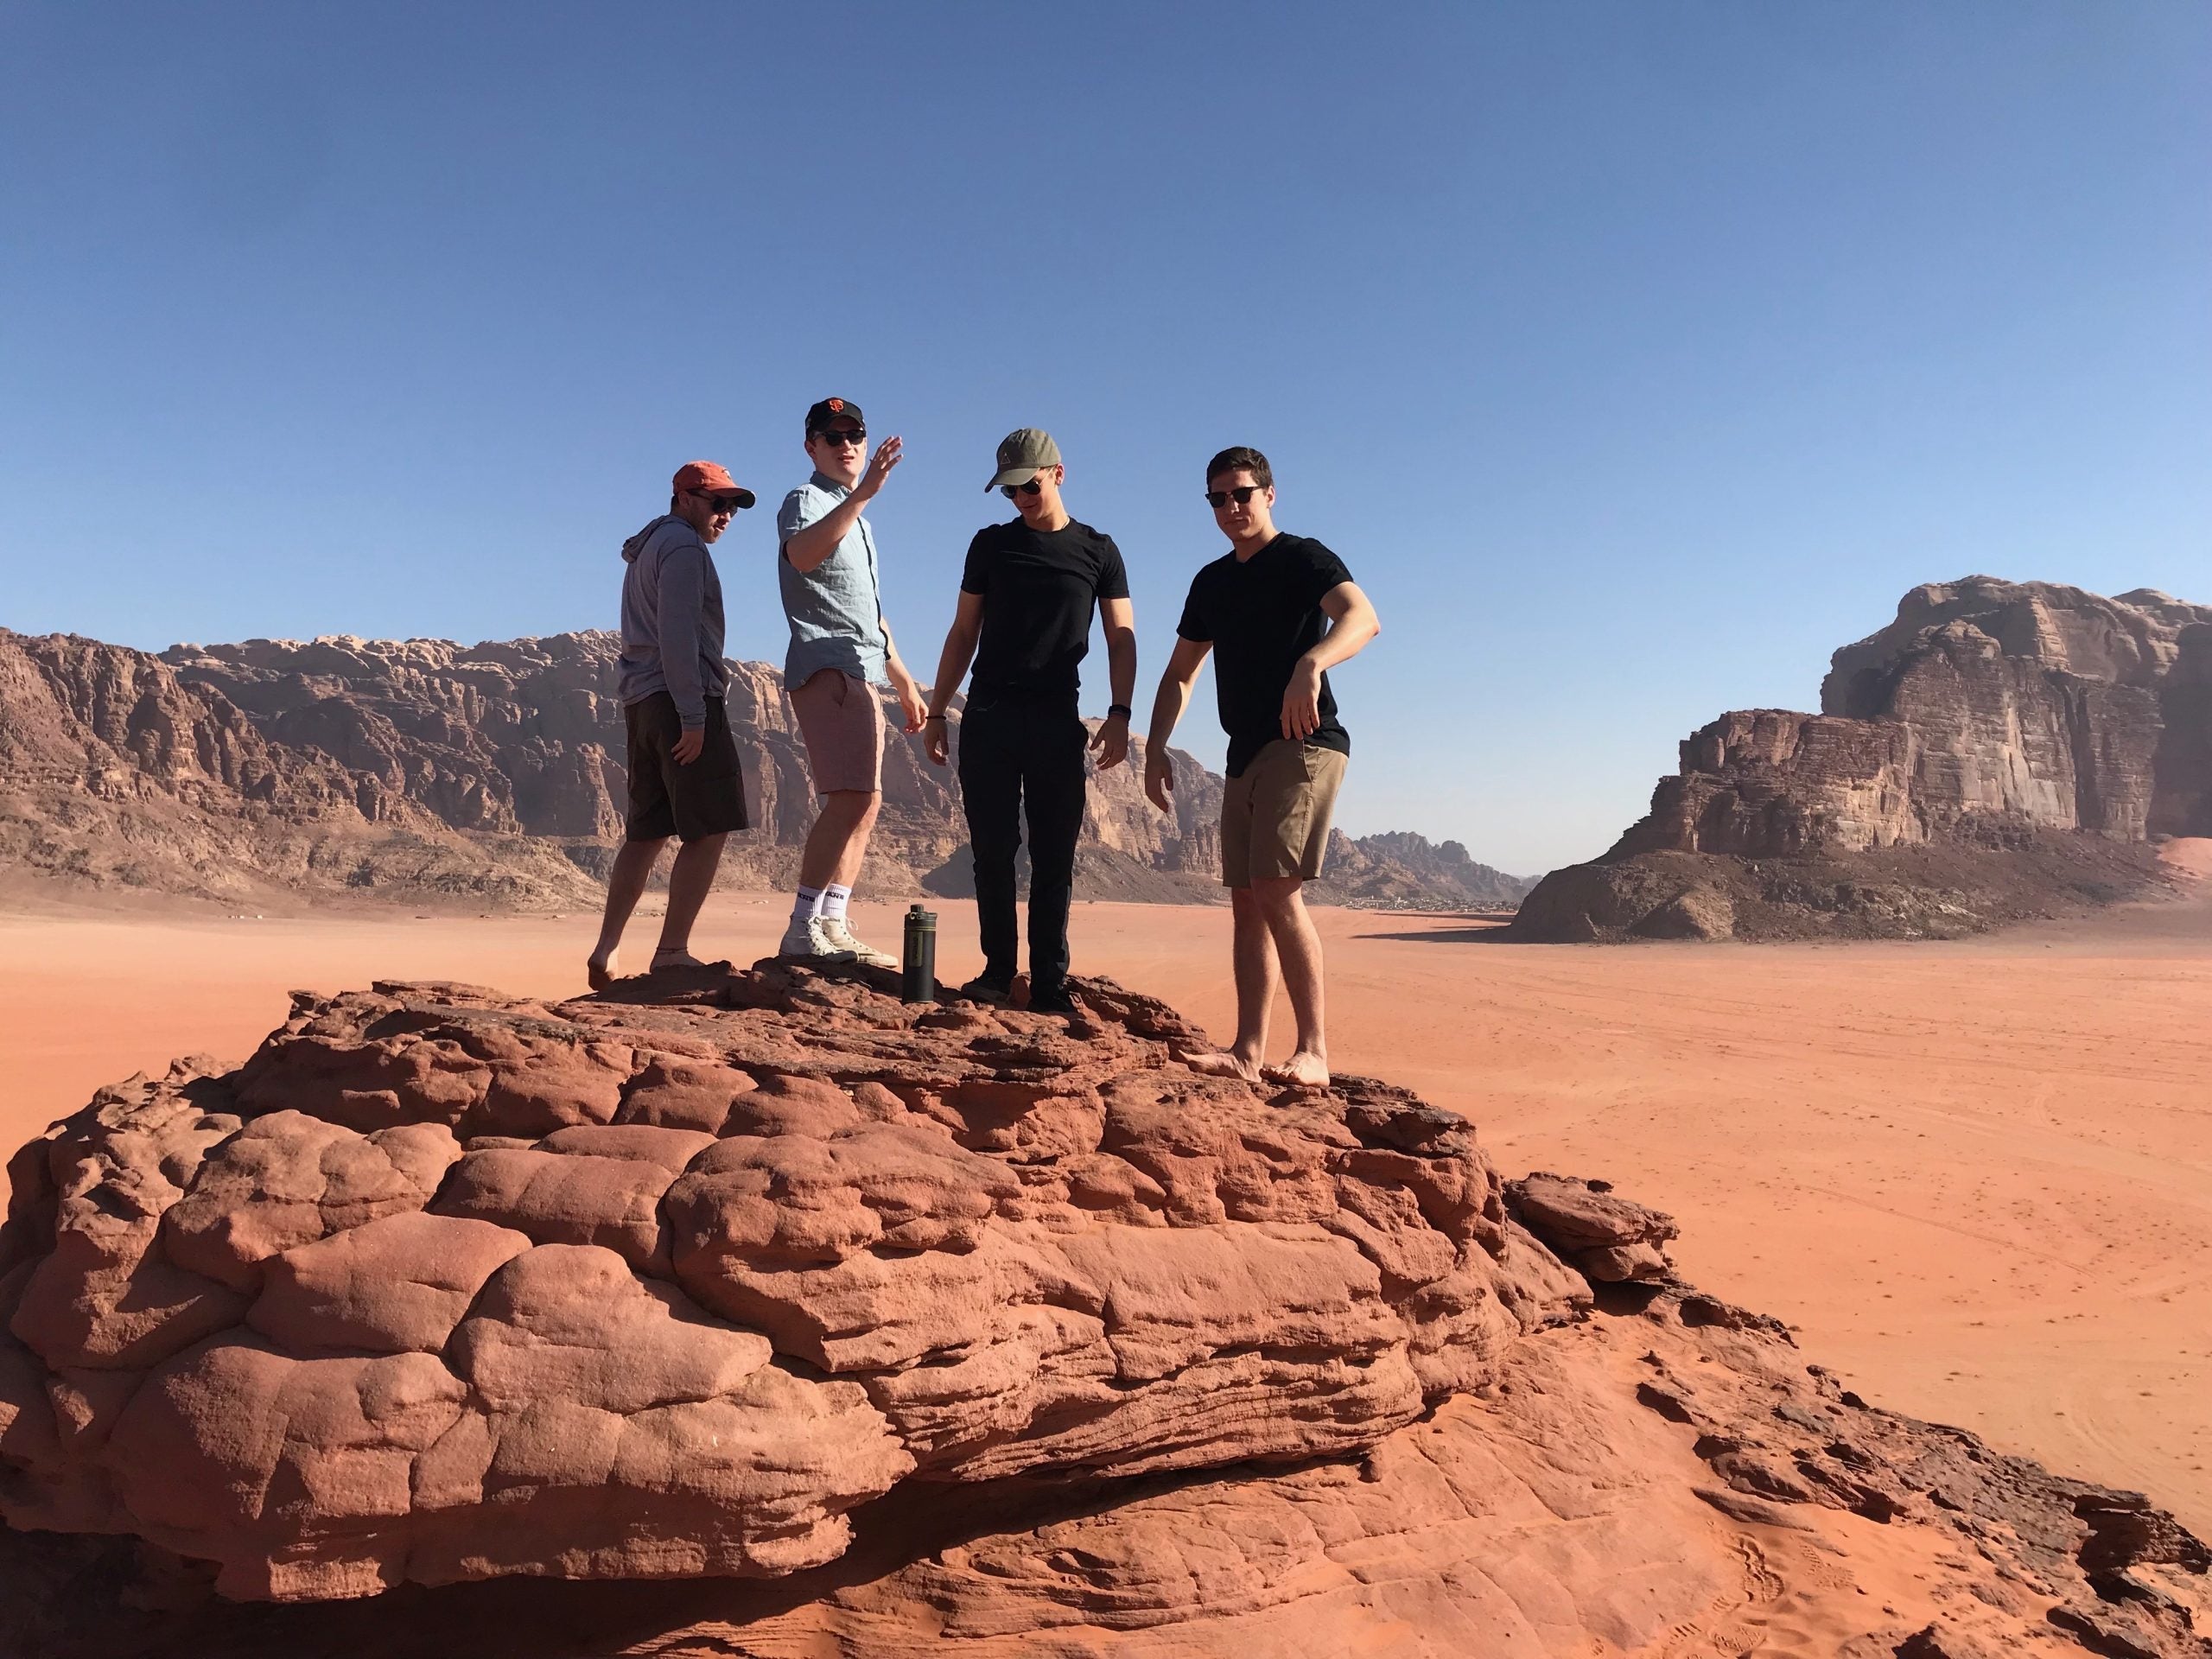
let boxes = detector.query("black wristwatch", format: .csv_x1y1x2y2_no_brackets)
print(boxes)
1107,704,1134,720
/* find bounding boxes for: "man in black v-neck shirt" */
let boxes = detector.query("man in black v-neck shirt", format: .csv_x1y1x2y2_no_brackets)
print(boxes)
1144,445,1380,1088
924,427,1137,1014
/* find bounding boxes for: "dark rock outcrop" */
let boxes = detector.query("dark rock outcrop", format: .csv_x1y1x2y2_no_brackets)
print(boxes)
1515,579,2210,940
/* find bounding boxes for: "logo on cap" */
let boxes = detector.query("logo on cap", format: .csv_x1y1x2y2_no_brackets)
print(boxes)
827,398,844,413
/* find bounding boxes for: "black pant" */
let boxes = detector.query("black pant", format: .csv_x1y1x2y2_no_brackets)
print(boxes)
957,693,1087,989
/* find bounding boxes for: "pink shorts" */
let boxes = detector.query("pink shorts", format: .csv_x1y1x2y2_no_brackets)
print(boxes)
789,668,885,796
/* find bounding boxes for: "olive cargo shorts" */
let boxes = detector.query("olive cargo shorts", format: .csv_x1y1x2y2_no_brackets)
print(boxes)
1218,738,1347,888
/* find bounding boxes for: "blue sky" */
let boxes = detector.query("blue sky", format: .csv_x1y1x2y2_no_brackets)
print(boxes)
3,2,2205,876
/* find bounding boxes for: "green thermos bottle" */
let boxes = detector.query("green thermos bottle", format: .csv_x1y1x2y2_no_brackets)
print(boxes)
901,905,937,1003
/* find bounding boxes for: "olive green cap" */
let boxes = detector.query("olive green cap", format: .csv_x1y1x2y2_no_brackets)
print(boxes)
986,427,1061,492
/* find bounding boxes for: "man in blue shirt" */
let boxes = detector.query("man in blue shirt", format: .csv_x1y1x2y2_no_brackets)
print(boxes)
773,397,928,966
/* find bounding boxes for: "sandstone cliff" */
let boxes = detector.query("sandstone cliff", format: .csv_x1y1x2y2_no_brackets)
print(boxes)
1514,579,2209,941
1,628,1512,911
0,969,2202,1656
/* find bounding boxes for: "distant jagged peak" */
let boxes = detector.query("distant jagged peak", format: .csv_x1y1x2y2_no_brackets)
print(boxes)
1313,828,1531,909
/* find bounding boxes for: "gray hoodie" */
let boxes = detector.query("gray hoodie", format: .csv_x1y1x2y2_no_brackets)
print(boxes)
617,515,728,728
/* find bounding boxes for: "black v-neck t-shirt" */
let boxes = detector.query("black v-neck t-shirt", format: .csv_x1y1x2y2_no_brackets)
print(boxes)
1174,532,1355,778
961,518,1128,702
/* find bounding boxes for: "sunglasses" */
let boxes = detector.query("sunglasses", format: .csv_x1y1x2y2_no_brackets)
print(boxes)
690,493,743,515
813,427,867,447
1205,485,1262,509
1001,477,1046,500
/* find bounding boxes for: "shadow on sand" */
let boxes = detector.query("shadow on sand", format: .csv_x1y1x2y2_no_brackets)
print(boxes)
1351,910,1523,944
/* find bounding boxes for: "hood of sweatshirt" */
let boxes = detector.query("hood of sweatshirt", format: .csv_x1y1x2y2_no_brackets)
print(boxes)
621,514,693,563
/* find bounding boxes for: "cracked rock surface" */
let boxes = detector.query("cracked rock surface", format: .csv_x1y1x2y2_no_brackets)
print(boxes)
0,966,1573,1600
1,965,2205,1657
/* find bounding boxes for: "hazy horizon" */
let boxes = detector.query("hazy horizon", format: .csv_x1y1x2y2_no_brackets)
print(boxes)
4,3,2206,876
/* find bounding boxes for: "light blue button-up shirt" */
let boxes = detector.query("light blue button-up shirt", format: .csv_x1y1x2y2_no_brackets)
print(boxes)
774,472,888,688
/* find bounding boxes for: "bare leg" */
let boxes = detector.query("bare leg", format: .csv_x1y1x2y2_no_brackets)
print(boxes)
1180,887,1279,1083
1253,875,1328,1086
798,791,881,891
652,831,728,964
588,836,667,988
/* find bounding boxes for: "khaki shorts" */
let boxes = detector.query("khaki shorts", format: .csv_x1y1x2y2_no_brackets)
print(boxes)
789,668,885,796
1219,739,1347,888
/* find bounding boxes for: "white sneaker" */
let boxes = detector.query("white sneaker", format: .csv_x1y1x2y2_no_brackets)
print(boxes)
818,916,897,969
779,915,856,963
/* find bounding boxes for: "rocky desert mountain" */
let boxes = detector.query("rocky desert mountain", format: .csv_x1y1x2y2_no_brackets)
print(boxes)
0,966,2202,1656
0,628,1526,913
1515,578,2212,940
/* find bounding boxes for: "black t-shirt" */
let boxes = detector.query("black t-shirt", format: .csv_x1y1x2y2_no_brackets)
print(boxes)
1175,532,1355,778
961,518,1129,701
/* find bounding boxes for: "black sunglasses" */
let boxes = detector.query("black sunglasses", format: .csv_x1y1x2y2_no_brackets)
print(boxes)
813,427,867,446
1205,485,1262,509
1001,477,1046,500
690,492,744,514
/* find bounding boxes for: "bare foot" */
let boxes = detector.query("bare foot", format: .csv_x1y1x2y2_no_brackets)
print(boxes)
1262,1050,1331,1089
586,953,616,992
1180,1049,1264,1083
648,948,717,974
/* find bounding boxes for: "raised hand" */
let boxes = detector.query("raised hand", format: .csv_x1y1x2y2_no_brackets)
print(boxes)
856,435,904,501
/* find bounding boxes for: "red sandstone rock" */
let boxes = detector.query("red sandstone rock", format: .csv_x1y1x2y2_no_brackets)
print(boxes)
162,1111,461,1291
0,969,1573,1600
245,1212,530,1354
433,1147,677,1270
6,1270,2204,1654
1506,1171,1680,1283
1,979,2207,1657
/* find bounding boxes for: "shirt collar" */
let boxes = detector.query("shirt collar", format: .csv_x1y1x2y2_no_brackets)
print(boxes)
808,470,852,499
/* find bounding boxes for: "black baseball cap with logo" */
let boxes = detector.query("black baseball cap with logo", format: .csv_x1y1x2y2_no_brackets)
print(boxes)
804,397,865,435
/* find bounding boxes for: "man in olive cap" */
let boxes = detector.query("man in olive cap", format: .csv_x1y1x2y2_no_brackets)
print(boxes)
588,461,754,990
922,429,1136,1015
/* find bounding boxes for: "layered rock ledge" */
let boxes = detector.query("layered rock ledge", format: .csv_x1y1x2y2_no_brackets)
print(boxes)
0,968,1582,1602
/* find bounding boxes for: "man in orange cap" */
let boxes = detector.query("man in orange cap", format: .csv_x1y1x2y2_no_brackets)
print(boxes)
588,461,755,989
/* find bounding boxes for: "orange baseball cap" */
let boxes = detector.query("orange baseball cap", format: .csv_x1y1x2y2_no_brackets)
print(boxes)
671,460,755,508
